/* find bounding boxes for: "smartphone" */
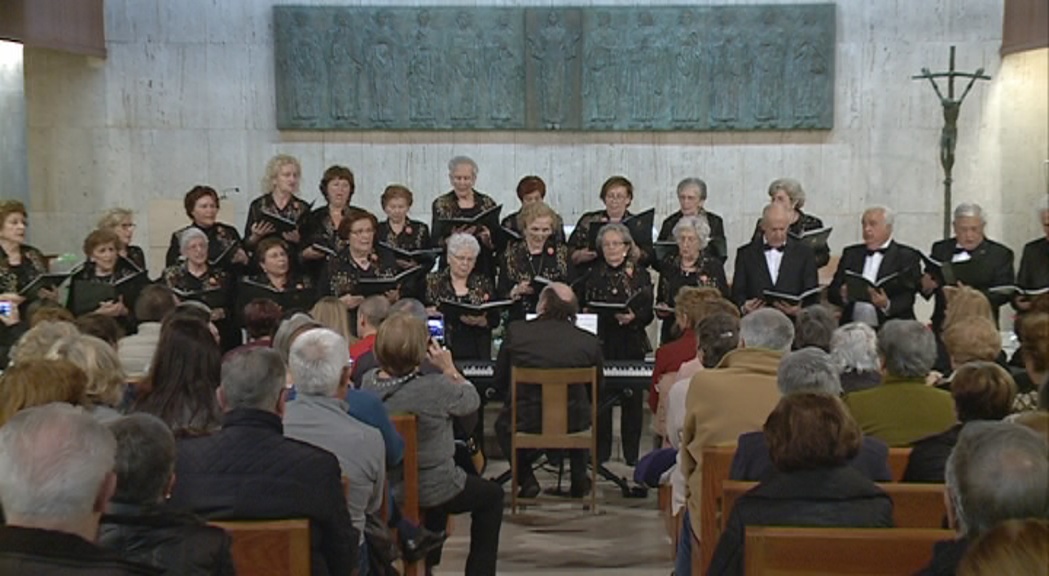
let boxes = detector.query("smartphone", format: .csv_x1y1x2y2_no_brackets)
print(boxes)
427,317,445,346
0,301,11,319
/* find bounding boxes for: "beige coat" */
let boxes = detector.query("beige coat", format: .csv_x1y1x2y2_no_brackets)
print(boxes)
680,347,785,540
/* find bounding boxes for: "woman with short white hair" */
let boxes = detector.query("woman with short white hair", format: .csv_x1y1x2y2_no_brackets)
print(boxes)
425,233,500,359
831,322,883,394
431,156,499,279
160,227,237,350
655,214,729,343
752,177,830,267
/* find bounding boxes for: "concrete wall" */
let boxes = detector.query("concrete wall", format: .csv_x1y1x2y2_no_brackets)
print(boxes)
0,41,27,205
21,0,1047,278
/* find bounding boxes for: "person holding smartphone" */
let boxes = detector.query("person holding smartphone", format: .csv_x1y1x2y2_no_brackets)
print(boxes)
0,200,55,366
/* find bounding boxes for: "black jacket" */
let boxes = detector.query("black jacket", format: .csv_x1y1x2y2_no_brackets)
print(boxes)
731,238,819,309
827,240,923,324
1016,236,1049,292
658,210,728,262
707,466,894,576
926,238,1014,332
729,431,893,483
99,503,234,576
0,525,161,576
917,537,969,576
902,423,963,484
170,408,358,576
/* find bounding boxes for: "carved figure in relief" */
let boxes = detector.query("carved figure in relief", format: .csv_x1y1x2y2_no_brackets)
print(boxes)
531,11,578,127
752,11,783,126
585,11,619,124
487,13,517,122
791,15,828,127
367,10,400,123
628,11,662,123
449,11,480,121
711,12,745,127
409,10,437,122
329,13,361,123
289,13,324,122
671,30,702,123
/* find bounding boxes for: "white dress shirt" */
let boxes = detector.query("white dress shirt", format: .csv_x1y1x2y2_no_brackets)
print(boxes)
763,237,784,284
854,239,893,325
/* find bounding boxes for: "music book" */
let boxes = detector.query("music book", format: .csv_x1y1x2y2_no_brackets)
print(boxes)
69,282,117,317
844,270,906,302
653,303,676,315
18,271,73,298
259,210,299,233
921,254,980,287
169,286,226,310
587,290,647,313
376,242,441,262
501,226,522,242
762,286,823,305
209,241,240,267
585,208,655,251
309,243,338,258
439,204,503,231
709,237,729,261
789,227,833,250
240,278,315,312
119,254,144,273
987,285,1049,296
354,266,423,297
438,298,514,319
653,241,678,262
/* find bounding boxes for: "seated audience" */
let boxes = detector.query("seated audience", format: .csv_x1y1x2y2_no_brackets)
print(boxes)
933,286,996,373
222,297,282,362
920,421,1049,575
27,300,75,326
272,312,322,366
941,315,1002,371
99,413,234,575
1012,312,1048,412
0,403,160,575
708,394,893,576
170,347,358,576
957,518,1049,576
0,358,88,427
731,347,891,482
904,362,1017,484
792,304,836,351
362,313,503,575
350,295,389,361
351,298,433,385
843,319,955,446
74,313,125,348
132,315,222,436
830,322,882,394
309,295,357,346
47,334,127,422
118,285,177,381
677,308,794,575
8,319,79,365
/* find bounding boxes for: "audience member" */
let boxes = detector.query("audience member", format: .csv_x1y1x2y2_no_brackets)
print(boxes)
309,295,357,346
941,316,1002,371
0,403,160,575
47,334,127,422
8,319,79,365
919,421,1049,575
132,316,221,436
27,300,75,326
957,519,1049,576
792,304,836,351
830,322,882,394
170,347,358,576
904,362,1016,482
843,319,955,446
350,297,430,385
0,358,88,427
118,285,177,381
731,347,891,482
272,312,322,365
222,297,282,362
1012,312,1048,412
75,313,125,348
350,294,389,361
934,286,996,372
677,308,794,574
362,313,503,575
99,413,234,576
651,286,722,421
708,394,893,576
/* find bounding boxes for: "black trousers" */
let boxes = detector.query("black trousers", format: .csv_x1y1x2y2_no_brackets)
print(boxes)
597,388,643,464
494,412,589,487
422,475,503,576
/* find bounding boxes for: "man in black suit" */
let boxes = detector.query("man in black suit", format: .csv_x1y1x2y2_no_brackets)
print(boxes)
828,206,923,326
732,203,819,316
1014,207,1049,312
493,282,603,498
920,202,1014,332
170,348,358,576
657,177,728,262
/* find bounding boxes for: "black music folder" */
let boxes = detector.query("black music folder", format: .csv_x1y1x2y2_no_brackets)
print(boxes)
501,226,522,242
259,210,299,233
587,290,648,314
309,242,338,258
439,205,503,231
653,241,678,262
170,286,227,310
988,285,1049,297
843,269,911,302
586,208,655,251
709,237,728,261
18,271,73,299
377,242,441,263
239,278,315,313
922,254,980,287
438,298,513,320
354,266,423,297
788,227,832,250
762,286,822,306
209,241,241,267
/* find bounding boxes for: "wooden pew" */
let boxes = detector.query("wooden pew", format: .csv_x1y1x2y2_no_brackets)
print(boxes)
744,526,954,576
391,414,422,576
697,443,738,574
721,481,947,530
887,447,912,482
210,519,310,576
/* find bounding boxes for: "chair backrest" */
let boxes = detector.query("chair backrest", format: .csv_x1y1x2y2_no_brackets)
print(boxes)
743,526,954,576
887,447,912,482
390,414,420,524
699,443,738,573
721,480,948,530
209,519,310,576
510,366,598,440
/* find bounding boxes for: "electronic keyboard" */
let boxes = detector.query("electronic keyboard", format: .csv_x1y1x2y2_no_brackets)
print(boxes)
457,360,653,401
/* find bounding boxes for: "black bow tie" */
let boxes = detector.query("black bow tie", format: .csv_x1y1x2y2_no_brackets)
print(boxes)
954,246,970,255
866,248,887,257
764,244,784,253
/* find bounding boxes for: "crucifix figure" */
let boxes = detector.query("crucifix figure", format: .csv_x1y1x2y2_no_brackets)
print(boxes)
912,46,991,237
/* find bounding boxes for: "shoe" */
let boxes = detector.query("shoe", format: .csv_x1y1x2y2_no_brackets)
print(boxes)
569,477,592,498
401,527,447,563
517,477,541,499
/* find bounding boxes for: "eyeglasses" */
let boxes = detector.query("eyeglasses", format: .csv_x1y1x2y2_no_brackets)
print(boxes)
602,240,628,247
349,228,374,236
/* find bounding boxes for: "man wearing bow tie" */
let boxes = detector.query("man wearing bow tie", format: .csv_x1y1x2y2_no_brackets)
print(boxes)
732,203,819,316
921,202,1014,332
828,206,922,326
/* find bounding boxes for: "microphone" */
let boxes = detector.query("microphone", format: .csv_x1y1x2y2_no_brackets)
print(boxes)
217,187,241,200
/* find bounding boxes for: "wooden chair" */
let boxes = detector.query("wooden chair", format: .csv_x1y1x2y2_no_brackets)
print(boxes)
697,443,738,574
887,447,912,482
391,414,422,576
721,481,947,530
743,526,954,575
209,519,310,576
510,366,599,514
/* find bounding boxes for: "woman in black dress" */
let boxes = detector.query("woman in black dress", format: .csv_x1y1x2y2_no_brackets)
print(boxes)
97,208,148,274
584,222,653,465
301,165,355,283
752,178,830,267
0,200,57,365
243,154,311,262
160,228,239,351
657,177,728,263
66,229,146,335
499,175,566,249
655,215,729,344
568,175,651,283
499,201,571,322
378,184,432,300
431,156,498,279
165,186,249,272
240,237,315,317
426,233,499,360
320,209,399,329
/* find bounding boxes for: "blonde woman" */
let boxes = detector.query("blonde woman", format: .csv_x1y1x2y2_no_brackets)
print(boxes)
243,154,311,256
310,296,358,346
97,207,147,273
46,334,127,423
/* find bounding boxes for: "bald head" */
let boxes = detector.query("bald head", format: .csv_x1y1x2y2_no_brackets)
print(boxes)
762,203,791,247
537,283,578,322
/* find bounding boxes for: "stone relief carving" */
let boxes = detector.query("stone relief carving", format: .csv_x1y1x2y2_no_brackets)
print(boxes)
273,5,835,131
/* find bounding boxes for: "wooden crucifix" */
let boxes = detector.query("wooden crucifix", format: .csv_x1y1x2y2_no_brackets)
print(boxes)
912,46,991,238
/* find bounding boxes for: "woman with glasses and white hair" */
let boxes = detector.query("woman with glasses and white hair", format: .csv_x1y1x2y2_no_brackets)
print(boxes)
426,233,500,360
165,186,249,272
160,227,237,350
584,222,653,465
655,214,729,344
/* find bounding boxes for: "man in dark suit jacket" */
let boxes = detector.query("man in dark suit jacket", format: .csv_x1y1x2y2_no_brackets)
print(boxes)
920,203,1014,332
732,203,819,316
657,177,728,262
1014,207,1049,310
170,348,358,576
828,206,923,326
493,282,603,498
